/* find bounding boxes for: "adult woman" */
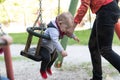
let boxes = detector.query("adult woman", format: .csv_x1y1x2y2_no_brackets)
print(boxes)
69,0,120,80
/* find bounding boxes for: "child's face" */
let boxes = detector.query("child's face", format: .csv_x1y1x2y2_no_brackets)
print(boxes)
56,12,74,36
58,19,74,33
59,22,70,33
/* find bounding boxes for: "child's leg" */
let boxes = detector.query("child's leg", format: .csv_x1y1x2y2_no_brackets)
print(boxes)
46,50,58,75
47,50,58,68
40,47,51,71
40,47,51,79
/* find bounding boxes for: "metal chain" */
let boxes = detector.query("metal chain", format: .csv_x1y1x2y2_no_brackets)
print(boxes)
32,0,43,27
0,24,6,36
39,0,43,24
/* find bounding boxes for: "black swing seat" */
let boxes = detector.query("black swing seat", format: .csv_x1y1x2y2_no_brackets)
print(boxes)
20,26,51,62
21,47,42,61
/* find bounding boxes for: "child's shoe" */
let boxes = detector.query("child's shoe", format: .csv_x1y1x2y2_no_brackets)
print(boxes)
40,70,47,79
47,68,52,75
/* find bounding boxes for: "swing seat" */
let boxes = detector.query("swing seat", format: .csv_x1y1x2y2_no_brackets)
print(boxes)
21,47,42,61
20,26,50,61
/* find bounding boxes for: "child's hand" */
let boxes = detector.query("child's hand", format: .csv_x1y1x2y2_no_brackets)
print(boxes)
61,50,67,57
74,36,80,43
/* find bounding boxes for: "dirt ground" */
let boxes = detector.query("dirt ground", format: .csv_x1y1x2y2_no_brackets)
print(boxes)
0,45,120,80
0,58,120,80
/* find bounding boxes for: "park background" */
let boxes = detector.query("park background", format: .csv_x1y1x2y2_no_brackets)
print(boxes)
0,0,120,80
0,0,120,45
0,0,95,33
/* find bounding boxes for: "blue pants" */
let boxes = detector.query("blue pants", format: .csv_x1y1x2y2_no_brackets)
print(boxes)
0,76,9,80
88,1,120,80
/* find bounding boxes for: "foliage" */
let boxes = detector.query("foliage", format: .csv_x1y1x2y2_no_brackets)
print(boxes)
0,0,70,26
0,0,39,25
0,0,5,3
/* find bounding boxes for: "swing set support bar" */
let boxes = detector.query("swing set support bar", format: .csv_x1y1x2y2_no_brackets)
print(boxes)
54,0,79,68
3,46,14,80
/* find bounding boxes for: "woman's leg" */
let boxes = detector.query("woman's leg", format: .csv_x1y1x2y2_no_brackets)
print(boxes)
88,20,102,80
96,0,120,73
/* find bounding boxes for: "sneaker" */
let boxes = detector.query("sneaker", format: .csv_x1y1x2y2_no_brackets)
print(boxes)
47,68,52,75
40,70,47,79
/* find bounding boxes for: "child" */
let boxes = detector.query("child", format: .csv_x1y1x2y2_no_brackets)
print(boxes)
39,12,79,79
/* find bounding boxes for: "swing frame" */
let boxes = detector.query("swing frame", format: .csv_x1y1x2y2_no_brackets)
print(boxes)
20,26,50,61
20,0,61,62
20,0,50,61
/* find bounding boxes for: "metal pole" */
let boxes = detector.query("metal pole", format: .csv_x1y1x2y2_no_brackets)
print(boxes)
58,0,60,15
55,0,79,68
3,45,14,80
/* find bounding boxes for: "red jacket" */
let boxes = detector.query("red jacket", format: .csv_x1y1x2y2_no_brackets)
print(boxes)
74,0,113,24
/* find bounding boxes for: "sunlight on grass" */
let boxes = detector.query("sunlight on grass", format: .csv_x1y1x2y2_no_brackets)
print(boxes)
9,30,120,45
0,56,27,61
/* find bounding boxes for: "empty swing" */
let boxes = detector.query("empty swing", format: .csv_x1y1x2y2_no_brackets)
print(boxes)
20,0,50,61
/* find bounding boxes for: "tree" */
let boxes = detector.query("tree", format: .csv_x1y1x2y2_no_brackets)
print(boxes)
0,0,5,3
0,0,11,25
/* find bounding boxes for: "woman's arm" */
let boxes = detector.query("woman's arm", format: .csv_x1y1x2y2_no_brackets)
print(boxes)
74,0,90,24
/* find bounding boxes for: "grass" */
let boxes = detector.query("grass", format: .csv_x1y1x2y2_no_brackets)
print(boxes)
68,30,91,45
0,56,28,61
9,29,120,45
9,32,40,44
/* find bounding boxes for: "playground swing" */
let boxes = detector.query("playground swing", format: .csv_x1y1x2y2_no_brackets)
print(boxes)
20,0,50,61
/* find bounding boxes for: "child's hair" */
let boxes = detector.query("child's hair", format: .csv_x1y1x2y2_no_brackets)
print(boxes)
56,12,74,28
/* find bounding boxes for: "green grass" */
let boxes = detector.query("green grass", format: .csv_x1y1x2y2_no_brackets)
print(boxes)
0,56,26,61
9,29,120,45
9,32,40,44
68,29,120,45
68,30,91,45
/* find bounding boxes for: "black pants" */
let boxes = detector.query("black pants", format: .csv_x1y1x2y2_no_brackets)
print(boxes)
40,47,58,71
88,1,120,80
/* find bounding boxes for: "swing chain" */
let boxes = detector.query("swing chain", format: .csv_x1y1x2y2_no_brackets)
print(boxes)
0,24,6,36
32,0,43,28
39,0,45,34
39,0,43,24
